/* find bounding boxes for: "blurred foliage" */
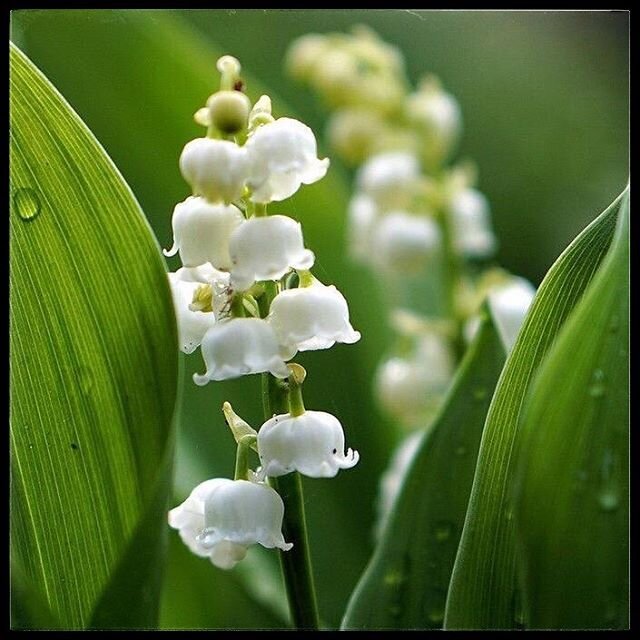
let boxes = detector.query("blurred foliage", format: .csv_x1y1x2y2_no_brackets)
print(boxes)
343,309,506,629
11,9,628,630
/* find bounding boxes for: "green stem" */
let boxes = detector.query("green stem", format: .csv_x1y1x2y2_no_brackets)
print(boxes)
233,436,255,481
258,281,319,630
288,377,306,418
262,373,319,630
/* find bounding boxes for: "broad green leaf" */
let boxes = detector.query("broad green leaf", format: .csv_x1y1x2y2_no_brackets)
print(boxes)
512,190,629,629
342,310,506,629
444,190,623,629
10,43,178,629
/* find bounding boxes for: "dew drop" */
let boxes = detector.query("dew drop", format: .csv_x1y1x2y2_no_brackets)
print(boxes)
78,366,94,395
425,588,447,625
384,570,406,587
472,388,487,401
609,315,620,333
432,520,455,543
454,445,466,457
598,490,619,512
589,383,605,398
13,187,41,221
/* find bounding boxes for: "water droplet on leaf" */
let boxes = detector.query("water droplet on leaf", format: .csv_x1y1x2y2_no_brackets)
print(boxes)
425,588,447,625
432,520,454,542
598,490,619,512
14,187,41,221
384,570,406,587
472,388,487,401
79,366,94,394
455,445,466,456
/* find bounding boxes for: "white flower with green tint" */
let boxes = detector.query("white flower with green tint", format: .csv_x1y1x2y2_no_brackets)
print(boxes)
168,264,228,354
356,150,420,207
370,211,441,274
164,196,244,269
450,187,496,258
258,410,359,478
246,117,329,203
194,317,296,384
268,280,360,352
168,478,292,570
229,215,315,291
180,137,249,203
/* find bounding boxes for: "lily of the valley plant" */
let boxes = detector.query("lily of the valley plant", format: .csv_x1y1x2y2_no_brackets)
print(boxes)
286,28,536,527
166,55,360,629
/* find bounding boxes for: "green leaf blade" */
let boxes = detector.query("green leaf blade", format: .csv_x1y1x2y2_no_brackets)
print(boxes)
10,43,178,629
443,191,622,629
513,191,629,629
342,311,506,630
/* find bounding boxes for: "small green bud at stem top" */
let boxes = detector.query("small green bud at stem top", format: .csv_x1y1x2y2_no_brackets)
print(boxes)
207,90,251,135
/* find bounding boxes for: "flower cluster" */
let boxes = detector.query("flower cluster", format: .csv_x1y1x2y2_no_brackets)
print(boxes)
166,56,360,570
288,29,536,531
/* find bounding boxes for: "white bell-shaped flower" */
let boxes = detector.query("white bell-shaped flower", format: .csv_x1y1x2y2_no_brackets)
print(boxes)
489,277,536,349
229,215,315,291
465,276,536,351
258,410,359,478
168,264,229,354
168,478,292,570
356,151,420,208
180,138,249,204
268,280,361,352
194,317,296,384
245,117,330,203
450,188,496,258
347,193,378,263
376,332,454,425
164,196,244,269
406,84,461,150
370,211,441,274
375,432,423,538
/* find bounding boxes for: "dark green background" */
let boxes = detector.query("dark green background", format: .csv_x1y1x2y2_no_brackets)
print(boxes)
11,9,629,629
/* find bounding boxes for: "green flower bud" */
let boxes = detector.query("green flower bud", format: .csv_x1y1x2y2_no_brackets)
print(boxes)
207,90,251,135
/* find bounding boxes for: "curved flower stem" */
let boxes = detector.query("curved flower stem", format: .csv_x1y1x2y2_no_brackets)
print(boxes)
262,372,320,630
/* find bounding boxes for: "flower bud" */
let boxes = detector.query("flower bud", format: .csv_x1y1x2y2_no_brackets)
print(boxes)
180,138,249,203
258,410,359,478
168,478,292,570
206,90,251,135
229,215,315,291
245,117,329,203
268,280,360,351
164,196,244,269
194,318,296,384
